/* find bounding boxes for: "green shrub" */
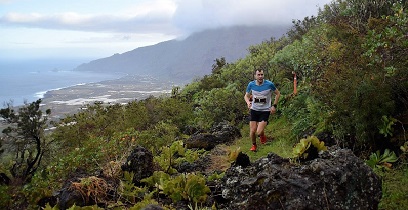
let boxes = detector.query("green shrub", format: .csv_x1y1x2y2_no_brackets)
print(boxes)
192,84,244,129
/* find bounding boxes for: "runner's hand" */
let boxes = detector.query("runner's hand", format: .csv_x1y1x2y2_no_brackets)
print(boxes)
247,102,251,109
270,106,276,114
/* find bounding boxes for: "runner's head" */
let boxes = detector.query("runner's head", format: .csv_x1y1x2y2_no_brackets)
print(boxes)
255,69,264,83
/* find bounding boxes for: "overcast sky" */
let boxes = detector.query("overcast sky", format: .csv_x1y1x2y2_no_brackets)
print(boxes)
0,0,332,60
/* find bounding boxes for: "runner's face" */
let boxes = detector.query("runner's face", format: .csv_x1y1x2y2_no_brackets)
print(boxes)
255,70,264,82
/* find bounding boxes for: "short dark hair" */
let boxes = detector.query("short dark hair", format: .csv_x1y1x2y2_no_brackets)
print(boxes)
254,69,264,75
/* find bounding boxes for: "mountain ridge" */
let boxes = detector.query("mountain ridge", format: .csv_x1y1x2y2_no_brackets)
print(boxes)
74,25,288,82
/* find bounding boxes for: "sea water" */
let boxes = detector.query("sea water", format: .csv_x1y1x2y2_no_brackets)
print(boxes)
0,58,122,106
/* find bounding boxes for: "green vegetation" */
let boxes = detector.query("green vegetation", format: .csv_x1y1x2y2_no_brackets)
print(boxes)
366,149,399,171
0,99,51,184
142,171,210,203
1,0,407,209
378,167,408,210
292,135,327,161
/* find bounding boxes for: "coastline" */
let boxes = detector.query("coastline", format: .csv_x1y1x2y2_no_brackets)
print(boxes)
34,82,89,100
39,75,178,121
0,58,115,106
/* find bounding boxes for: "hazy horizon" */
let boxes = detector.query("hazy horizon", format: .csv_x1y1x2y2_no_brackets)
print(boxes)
1,0,332,60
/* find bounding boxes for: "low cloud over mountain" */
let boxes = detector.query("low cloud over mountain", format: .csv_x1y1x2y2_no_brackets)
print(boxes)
74,25,287,82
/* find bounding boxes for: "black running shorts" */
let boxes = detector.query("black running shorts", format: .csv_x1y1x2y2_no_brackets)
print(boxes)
250,109,270,122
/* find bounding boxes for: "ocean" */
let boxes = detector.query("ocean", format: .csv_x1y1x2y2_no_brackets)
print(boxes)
0,58,122,106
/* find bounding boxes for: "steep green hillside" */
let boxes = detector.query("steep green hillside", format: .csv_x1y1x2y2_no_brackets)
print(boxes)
0,0,407,209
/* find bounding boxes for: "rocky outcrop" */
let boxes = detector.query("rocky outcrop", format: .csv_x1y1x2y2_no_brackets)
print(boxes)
56,146,155,209
215,147,382,210
185,122,241,150
46,143,382,209
56,169,118,209
121,146,155,186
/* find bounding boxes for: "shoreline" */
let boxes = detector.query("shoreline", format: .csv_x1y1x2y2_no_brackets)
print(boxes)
1,74,179,132
34,82,90,100
39,75,178,120
1,69,126,107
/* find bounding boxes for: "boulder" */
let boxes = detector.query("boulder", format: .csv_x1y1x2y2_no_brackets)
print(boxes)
210,121,242,141
176,155,211,173
185,133,220,150
216,147,382,210
121,146,154,186
232,152,251,168
57,175,117,209
53,146,154,209
185,122,241,150
57,170,98,209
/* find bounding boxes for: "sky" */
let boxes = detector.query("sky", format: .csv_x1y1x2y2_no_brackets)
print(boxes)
0,0,333,60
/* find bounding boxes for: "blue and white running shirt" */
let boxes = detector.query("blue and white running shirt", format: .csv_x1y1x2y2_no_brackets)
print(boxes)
246,79,277,112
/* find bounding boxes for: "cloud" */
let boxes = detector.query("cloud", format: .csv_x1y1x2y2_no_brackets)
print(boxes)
172,0,329,33
0,0,332,59
0,0,330,36
0,0,179,34
0,11,177,34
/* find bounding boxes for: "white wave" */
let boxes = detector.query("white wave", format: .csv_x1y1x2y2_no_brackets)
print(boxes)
34,91,48,99
33,83,92,100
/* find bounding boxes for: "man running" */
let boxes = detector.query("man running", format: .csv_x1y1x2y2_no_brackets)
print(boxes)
244,69,280,151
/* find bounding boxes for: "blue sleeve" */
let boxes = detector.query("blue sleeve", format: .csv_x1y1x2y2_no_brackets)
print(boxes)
269,81,276,91
246,82,252,93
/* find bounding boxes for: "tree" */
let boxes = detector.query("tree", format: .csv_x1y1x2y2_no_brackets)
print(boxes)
309,0,406,151
0,99,50,184
287,16,319,42
212,57,227,75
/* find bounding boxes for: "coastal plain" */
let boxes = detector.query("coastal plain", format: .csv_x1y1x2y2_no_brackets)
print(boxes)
40,75,178,121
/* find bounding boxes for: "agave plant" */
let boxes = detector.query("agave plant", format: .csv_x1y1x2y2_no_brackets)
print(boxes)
366,149,398,170
292,136,327,160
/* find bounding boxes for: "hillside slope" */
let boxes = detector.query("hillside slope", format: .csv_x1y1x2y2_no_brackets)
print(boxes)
74,25,287,82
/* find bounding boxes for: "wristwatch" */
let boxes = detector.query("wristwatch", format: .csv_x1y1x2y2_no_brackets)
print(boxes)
272,104,277,108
